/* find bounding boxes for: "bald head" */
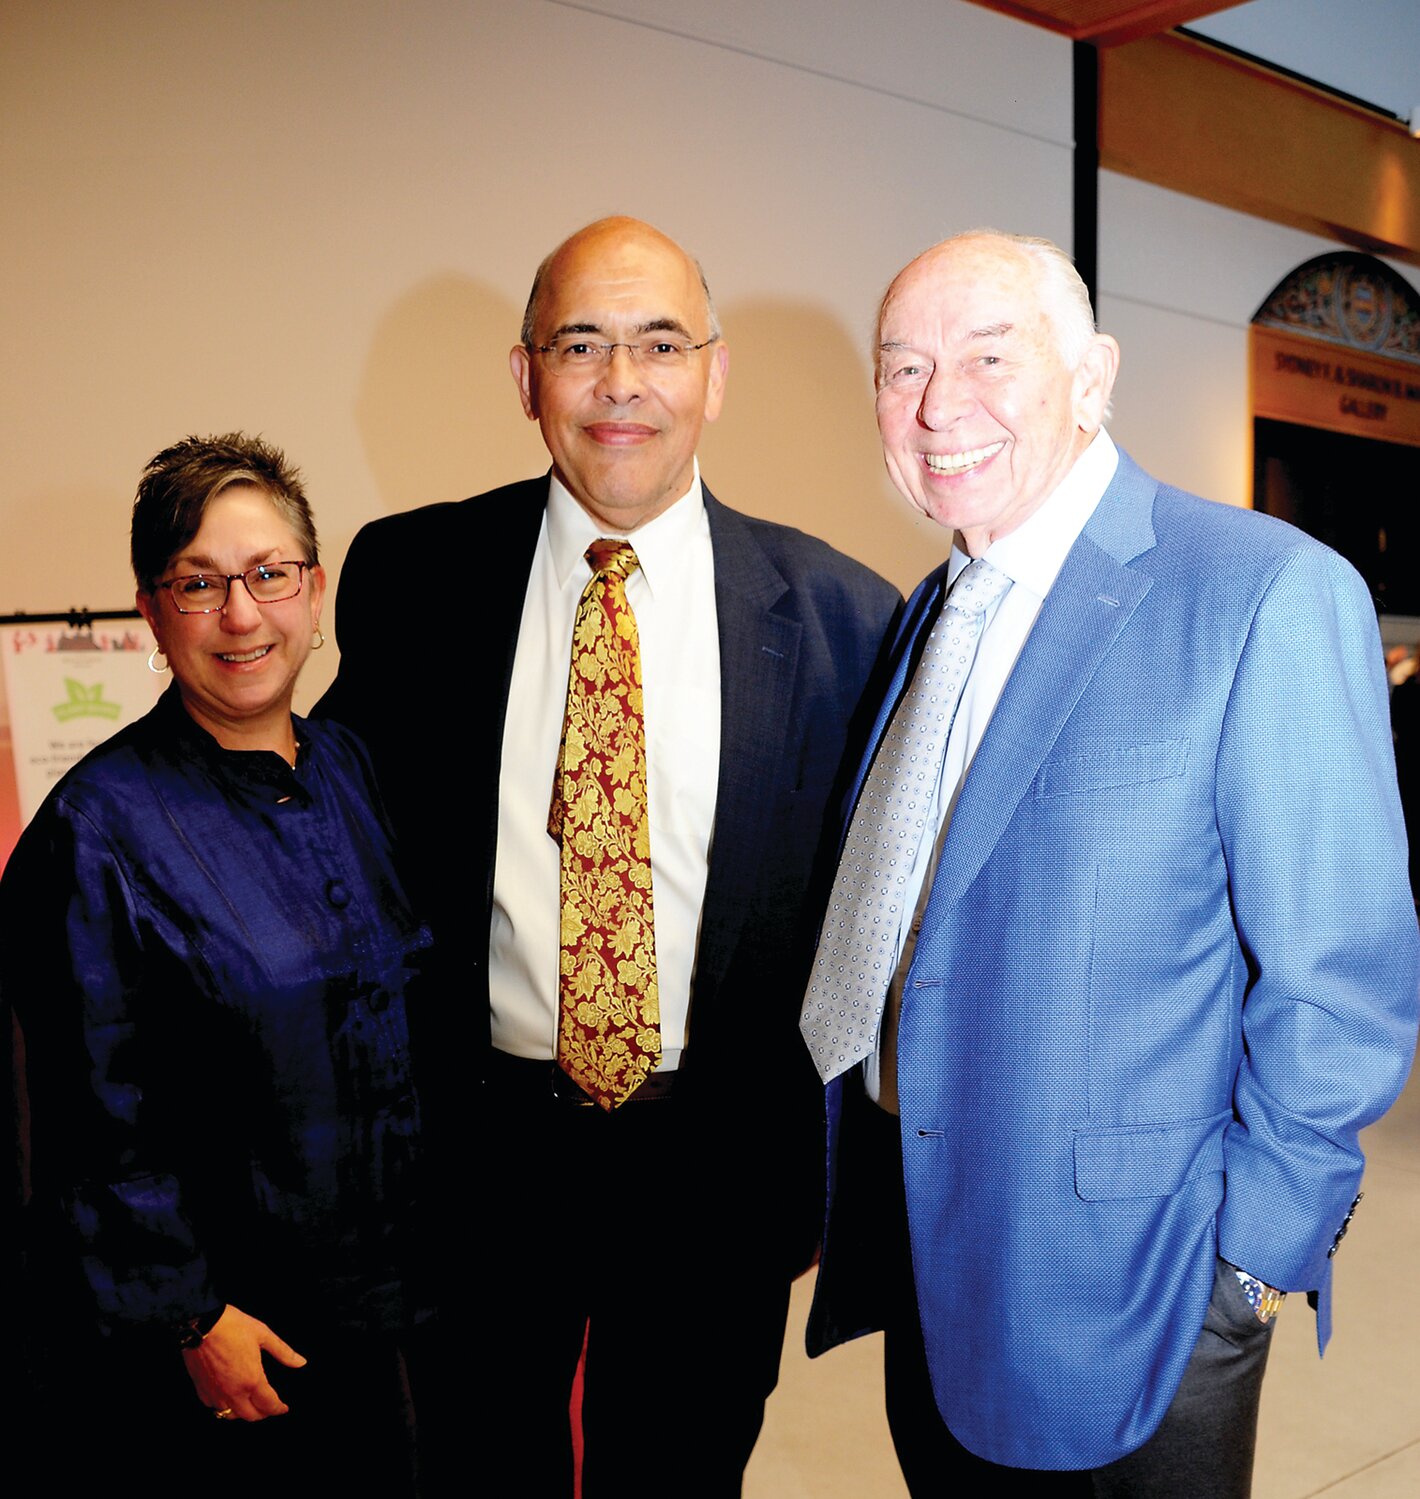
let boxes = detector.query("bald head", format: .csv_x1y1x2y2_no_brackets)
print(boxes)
879,229,1099,375
520,216,719,351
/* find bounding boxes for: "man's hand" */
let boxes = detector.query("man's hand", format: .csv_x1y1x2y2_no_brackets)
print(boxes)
181,1304,308,1421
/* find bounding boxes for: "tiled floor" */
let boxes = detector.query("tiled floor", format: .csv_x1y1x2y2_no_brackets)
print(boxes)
746,1067,1420,1497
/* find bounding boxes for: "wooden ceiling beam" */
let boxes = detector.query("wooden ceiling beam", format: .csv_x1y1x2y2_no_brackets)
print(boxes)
1099,31,1420,267
962,1,1245,47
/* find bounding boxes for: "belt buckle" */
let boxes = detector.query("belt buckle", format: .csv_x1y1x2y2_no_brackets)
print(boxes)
549,1067,597,1107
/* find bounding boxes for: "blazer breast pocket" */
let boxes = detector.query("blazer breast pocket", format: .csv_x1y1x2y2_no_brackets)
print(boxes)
1034,739,1189,799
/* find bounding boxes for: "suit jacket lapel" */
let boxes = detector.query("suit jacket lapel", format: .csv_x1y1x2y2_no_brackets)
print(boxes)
847,565,951,813
928,453,1160,909
694,490,801,1004
488,474,551,696
477,477,549,915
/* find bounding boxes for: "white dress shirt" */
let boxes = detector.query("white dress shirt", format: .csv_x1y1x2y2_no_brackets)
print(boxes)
866,429,1120,1107
489,465,721,1071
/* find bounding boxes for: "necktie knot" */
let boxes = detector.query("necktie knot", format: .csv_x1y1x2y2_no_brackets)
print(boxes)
945,556,1010,621
586,538,640,582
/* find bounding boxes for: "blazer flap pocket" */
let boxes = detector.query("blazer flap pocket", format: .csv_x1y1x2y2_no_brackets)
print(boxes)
1036,739,1188,798
1074,1111,1229,1201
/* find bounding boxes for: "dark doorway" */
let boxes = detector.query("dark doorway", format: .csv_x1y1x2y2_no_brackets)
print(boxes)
1254,418,1420,618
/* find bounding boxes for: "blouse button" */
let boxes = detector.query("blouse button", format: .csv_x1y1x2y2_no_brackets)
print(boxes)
326,879,351,909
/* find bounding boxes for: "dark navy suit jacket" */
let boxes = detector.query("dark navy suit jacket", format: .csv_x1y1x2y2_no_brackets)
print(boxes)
319,475,901,1274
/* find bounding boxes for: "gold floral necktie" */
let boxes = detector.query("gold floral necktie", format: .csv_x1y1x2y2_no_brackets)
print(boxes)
548,539,660,1109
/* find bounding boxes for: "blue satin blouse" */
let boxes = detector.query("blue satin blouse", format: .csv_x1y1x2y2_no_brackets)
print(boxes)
2,687,432,1336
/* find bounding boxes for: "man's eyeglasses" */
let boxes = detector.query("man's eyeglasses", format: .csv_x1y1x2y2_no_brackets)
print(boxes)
534,334,717,376
157,561,309,614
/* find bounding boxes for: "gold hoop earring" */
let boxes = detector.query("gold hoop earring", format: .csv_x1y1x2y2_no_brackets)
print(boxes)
311,627,326,650
147,646,170,675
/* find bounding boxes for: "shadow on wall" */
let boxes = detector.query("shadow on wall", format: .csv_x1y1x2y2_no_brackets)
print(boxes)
354,272,549,524
700,298,946,596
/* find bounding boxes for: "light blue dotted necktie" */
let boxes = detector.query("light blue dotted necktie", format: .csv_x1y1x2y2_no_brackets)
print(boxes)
800,557,1011,1084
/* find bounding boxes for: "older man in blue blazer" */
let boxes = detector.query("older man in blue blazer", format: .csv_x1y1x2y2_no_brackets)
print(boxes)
802,230,1417,1495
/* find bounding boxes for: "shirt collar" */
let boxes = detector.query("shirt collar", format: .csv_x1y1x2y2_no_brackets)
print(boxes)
155,683,310,800
545,460,707,600
948,428,1118,598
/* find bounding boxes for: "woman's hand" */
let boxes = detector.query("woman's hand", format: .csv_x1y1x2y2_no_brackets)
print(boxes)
181,1304,308,1421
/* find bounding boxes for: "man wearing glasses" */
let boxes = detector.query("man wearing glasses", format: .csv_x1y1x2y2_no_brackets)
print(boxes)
321,216,899,1494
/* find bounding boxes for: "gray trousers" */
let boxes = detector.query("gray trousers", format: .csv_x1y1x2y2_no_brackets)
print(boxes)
886,1251,1275,1498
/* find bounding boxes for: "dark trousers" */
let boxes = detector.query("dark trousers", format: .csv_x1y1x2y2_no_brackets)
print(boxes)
26,1326,423,1498
472,1058,794,1499
867,1103,1275,1498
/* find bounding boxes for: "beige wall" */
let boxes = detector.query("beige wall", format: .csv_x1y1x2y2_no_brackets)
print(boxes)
2,0,1406,710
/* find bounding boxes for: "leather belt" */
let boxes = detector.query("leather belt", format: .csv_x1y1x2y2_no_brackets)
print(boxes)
483,1048,678,1106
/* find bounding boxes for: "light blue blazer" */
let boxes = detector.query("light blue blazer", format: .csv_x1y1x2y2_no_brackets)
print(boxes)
809,450,1419,1470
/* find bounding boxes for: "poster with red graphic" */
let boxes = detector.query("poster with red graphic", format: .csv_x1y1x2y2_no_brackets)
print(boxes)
0,619,163,871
